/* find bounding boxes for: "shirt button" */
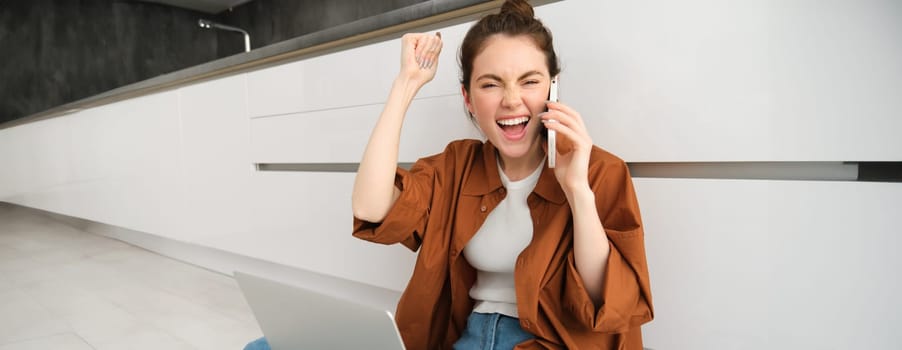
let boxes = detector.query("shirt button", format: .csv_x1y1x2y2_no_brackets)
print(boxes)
480,206,487,212
499,188,506,194
522,319,531,329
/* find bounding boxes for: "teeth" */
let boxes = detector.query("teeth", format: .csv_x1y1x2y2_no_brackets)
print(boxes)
497,117,529,126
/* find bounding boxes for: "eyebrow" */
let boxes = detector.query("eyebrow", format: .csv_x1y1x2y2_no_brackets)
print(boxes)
475,70,545,82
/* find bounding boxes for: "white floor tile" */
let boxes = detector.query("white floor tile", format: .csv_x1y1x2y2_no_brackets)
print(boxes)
0,264,59,292
0,245,27,263
0,256,44,274
24,279,124,318
0,290,72,344
48,259,130,291
89,325,198,350
0,205,261,350
65,306,145,345
134,308,261,350
188,281,260,325
0,333,94,350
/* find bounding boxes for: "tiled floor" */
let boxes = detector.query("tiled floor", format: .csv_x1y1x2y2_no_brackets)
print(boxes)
0,204,262,349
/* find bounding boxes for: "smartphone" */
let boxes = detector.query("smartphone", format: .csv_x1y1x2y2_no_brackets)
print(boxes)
547,75,559,168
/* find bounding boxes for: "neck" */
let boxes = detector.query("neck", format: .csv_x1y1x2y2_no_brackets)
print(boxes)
497,143,545,181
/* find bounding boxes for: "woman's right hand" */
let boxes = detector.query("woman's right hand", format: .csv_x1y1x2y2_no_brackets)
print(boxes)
399,32,443,87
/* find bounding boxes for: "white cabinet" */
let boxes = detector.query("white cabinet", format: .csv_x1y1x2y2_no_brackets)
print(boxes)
176,74,254,242
245,21,471,119
238,171,416,292
249,94,481,164
36,92,183,235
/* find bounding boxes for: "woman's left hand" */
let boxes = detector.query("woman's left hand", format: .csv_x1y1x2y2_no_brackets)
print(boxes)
541,101,593,195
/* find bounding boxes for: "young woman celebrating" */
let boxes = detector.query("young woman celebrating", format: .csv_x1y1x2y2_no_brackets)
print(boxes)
352,0,654,349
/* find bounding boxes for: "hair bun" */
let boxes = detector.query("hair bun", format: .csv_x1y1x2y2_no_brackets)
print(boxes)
499,0,534,19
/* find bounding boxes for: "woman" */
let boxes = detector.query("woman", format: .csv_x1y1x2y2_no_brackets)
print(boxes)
352,0,653,349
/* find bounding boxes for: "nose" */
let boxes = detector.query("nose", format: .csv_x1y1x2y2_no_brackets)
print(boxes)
500,86,523,109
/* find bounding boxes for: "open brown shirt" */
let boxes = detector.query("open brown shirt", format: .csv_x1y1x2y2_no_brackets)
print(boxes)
353,140,653,349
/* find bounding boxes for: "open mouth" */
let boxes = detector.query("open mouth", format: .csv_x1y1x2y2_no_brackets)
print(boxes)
496,116,530,140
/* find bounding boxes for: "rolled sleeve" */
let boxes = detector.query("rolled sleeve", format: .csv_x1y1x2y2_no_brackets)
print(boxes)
560,152,654,333
562,236,651,333
352,163,434,252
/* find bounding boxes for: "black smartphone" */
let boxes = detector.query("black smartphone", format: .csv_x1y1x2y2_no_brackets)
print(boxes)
547,75,559,168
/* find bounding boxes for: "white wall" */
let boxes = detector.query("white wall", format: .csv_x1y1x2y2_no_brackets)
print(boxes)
551,0,902,162
637,178,902,348
1,0,900,348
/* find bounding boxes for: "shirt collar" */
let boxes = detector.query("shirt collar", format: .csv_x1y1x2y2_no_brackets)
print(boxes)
533,161,567,204
462,141,567,204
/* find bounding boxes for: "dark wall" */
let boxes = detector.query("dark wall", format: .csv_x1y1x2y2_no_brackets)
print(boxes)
215,0,427,58
0,0,220,124
0,0,428,125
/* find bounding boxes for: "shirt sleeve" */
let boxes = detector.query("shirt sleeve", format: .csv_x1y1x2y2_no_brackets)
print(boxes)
561,156,654,333
351,154,441,252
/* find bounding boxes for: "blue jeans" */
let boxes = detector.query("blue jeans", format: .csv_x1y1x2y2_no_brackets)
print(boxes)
453,312,535,350
243,312,533,350
243,337,270,350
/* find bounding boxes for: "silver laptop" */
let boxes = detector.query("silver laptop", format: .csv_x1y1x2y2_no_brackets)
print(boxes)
234,271,406,350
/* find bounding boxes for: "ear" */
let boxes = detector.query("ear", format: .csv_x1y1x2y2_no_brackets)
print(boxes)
461,85,472,114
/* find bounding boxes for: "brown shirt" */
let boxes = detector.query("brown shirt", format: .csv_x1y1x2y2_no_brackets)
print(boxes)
353,140,653,349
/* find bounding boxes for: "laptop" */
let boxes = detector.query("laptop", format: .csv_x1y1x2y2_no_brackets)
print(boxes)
234,270,407,350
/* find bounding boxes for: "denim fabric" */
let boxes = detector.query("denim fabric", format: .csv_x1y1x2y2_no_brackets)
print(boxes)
453,312,535,350
244,312,533,350
243,337,271,350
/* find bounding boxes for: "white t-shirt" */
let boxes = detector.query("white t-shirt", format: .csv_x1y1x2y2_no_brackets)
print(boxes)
462,159,543,318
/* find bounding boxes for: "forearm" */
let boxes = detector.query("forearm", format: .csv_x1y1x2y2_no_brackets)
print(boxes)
351,77,422,222
567,185,610,306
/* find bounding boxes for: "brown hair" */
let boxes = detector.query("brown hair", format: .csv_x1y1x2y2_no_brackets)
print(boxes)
458,0,560,93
